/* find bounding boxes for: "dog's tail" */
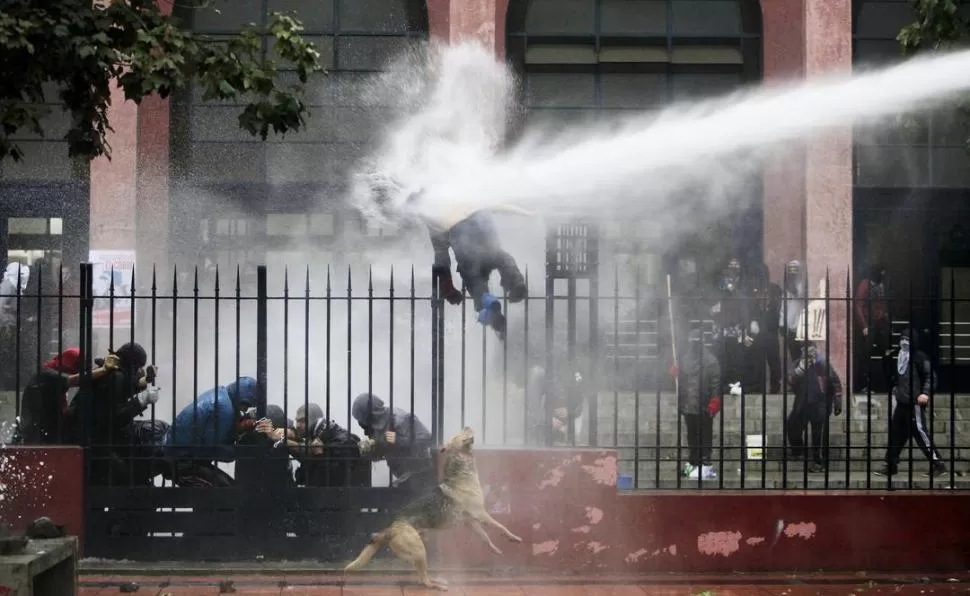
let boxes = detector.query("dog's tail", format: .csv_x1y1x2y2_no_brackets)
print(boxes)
344,528,391,573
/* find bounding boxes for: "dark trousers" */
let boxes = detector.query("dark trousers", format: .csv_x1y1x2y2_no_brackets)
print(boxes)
855,320,890,392
683,413,714,467
717,335,744,393
786,396,829,465
450,214,524,309
744,333,782,393
885,403,942,470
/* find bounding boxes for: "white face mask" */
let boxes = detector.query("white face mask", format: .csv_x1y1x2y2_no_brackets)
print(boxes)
897,339,911,375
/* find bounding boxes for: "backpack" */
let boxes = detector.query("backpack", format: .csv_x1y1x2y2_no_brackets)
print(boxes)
16,369,68,444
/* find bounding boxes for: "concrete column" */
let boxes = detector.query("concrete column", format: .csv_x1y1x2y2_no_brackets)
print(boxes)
762,0,853,371
134,94,170,274
435,0,508,56
88,82,138,253
803,0,853,371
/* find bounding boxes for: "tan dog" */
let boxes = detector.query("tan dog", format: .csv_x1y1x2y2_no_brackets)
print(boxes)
343,426,522,590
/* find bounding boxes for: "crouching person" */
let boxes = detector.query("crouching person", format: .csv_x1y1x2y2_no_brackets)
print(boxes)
163,376,258,487
786,342,843,473
673,328,722,481
283,403,368,487
352,393,435,495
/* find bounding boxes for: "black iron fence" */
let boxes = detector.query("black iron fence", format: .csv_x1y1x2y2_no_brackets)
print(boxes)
1,262,968,496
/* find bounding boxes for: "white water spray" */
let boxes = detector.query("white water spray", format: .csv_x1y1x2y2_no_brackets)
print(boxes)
352,42,970,235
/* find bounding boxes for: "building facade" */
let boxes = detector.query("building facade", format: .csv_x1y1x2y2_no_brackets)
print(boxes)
3,0,970,370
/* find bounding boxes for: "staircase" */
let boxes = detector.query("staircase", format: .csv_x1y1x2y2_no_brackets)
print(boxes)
593,391,970,490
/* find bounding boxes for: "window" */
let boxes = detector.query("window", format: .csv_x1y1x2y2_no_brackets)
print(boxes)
508,0,762,132
853,0,970,189
173,0,428,188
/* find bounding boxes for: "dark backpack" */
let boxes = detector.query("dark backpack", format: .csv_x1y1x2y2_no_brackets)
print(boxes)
15,369,68,444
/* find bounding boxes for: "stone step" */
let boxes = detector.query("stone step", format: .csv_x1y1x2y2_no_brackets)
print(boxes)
596,419,970,436
601,444,966,463
617,462,970,489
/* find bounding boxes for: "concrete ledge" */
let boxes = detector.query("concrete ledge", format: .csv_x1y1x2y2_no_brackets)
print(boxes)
0,537,77,596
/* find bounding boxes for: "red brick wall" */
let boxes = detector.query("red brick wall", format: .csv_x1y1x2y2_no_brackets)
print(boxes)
0,447,84,546
438,449,970,572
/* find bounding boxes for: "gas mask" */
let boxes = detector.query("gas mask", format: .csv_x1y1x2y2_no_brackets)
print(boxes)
721,260,741,293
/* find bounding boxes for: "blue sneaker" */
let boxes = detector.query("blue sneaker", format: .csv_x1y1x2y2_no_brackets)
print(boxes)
477,293,507,339
477,293,499,325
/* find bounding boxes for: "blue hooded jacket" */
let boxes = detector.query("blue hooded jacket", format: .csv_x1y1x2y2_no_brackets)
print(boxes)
164,377,257,462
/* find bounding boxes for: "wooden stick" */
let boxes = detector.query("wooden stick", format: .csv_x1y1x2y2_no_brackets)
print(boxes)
666,274,679,396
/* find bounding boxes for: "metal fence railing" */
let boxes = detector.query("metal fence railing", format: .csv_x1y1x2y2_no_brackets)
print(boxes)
0,262,967,495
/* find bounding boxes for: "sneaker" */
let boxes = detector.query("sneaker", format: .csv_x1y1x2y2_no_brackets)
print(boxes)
873,465,897,477
701,465,718,480
682,463,700,479
808,462,825,473
925,462,947,478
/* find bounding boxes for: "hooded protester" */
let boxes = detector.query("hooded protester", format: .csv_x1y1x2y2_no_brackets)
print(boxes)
875,329,947,478
710,257,750,396
671,327,722,481
67,342,158,445
288,403,367,487
165,376,257,461
12,348,81,445
164,376,258,487
351,393,434,493
786,342,843,472
67,342,160,485
524,353,596,446
779,260,808,362
854,264,891,393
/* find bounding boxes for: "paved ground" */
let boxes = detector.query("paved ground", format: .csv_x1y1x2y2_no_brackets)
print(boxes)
78,573,970,595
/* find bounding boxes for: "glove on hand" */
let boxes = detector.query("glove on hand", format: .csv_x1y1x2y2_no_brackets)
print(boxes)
359,437,376,455
707,395,722,417
137,386,160,407
104,354,120,370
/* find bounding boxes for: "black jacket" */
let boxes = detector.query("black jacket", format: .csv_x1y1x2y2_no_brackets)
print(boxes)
886,336,934,405
789,358,843,412
68,368,145,445
676,342,721,416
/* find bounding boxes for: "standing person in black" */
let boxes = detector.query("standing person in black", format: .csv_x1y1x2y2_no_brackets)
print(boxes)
671,327,722,481
710,258,750,396
875,328,947,478
786,342,843,472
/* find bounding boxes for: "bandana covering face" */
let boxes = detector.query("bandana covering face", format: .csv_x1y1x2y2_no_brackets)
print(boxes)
897,338,910,376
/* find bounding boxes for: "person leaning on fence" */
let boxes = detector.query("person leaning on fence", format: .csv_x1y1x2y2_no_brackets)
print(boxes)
282,403,367,487
163,376,258,488
875,328,947,479
670,327,722,481
352,392,435,494
786,342,843,473
13,347,118,445
237,404,298,486
67,342,161,484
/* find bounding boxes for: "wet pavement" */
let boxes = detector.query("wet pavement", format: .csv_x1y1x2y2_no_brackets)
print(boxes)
78,573,970,595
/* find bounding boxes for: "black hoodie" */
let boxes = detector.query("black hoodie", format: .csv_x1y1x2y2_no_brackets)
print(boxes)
885,328,934,405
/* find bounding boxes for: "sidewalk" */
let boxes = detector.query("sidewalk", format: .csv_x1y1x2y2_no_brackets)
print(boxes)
78,572,970,595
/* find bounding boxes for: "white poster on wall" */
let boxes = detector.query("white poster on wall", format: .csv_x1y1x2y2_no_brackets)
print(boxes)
89,250,136,329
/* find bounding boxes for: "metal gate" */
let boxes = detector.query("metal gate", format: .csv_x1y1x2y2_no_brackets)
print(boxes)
76,220,601,561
